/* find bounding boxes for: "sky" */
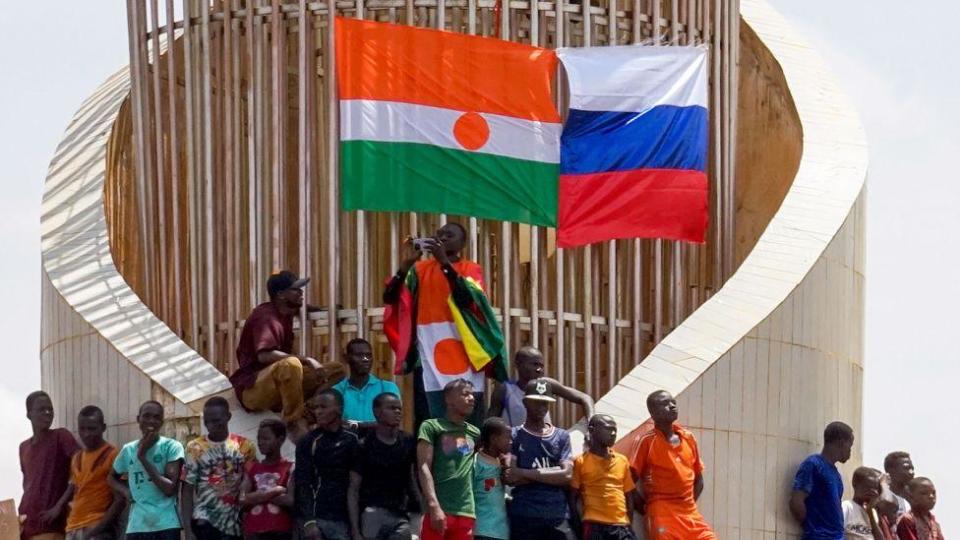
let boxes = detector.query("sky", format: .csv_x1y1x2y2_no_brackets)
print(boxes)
0,0,957,534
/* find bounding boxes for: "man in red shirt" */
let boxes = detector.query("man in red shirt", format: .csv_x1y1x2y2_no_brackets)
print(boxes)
229,271,344,442
19,391,80,540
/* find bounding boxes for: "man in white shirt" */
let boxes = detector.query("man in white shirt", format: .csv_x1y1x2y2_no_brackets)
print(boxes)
842,467,887,540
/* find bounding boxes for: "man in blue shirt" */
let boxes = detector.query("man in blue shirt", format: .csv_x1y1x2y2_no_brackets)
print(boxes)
503,378,574,540
790,421,855,540
333,339,401,427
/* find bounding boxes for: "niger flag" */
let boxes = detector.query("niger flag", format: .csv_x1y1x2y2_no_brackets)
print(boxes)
335,17,561,227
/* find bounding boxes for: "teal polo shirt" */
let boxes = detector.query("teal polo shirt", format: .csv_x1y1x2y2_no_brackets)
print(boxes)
333,375,402,422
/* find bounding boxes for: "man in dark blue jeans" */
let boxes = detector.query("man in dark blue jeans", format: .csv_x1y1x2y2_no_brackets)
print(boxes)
502,379,574,540
789,421,855,539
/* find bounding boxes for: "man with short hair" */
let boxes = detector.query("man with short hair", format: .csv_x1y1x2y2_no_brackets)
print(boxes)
790,421,855,540
417,379,481,540
571,414,636,540
19,390,80,540
229,271,345,441
881,452,914,524
109,401,185,540
486,346,594,427
182,397,257,540
630,390,715,540
842,467,889,540
62,406,123,540
384,223,506,428
502,379,574,540
296,389,361,540
348,392,418,540
334,339,401,427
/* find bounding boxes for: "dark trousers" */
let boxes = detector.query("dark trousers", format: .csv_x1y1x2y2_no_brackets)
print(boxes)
509,518,575,540
248,533,294,540
191,520,241,540
582,523,637,540
126,529,181,540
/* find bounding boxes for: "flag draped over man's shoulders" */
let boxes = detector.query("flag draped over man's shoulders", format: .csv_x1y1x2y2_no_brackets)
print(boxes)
556,45,710,247
383,259,507,413
335,17,562,227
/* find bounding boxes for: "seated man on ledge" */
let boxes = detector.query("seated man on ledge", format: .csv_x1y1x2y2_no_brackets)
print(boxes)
229,270,344,442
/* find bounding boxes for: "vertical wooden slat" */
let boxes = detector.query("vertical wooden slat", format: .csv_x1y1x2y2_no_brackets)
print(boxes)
127,0,153,305
712,0,722,288
327,7,340,358
246,0,259,311
165,0,183,335
299,0,314,351
271,0,285,269
201,0,217,363
150,0,170,323
223,0,238,369
182,0,201,347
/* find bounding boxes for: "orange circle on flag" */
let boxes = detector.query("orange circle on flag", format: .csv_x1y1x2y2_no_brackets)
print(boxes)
434,338,471,375
453,112,490,151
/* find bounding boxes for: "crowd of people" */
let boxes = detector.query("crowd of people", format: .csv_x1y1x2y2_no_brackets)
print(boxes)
17,222,945,540
790,423,944,539
18,382,716,540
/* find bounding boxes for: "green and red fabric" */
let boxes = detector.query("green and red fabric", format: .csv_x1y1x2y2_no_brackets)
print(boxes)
383,260,507,417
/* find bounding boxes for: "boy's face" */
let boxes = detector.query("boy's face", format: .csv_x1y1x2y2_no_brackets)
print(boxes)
447,385,476,417
516,356,545,382
523,398,550,422
647,392,678,425
77,415,106,450
589,417,618,447
309,394,341,428
889,457,915,485
491,429,512,455
137,403,164,436
909,480,937,512
837,436,854,464
203,405,231,440
853,474,881,504
27,396,54,431
257,426,283,456
374,395,403,428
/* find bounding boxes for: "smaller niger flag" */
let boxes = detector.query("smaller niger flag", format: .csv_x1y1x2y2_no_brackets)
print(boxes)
336,18,562,227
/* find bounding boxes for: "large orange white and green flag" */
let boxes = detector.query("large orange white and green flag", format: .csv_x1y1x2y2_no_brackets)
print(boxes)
335,18,562,227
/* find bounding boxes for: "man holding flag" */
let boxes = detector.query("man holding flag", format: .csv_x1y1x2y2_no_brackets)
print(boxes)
383,223,506,429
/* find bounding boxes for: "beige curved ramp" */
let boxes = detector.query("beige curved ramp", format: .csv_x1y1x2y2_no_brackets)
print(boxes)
599,0,867,535
39,67,256,442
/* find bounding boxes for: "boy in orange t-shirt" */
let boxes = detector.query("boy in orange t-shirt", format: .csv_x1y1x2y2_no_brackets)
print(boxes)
572,414,637,540
630,391,715,540
64,406,123,540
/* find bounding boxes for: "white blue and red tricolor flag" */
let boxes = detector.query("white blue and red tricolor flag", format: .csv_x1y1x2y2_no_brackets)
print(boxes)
556,45,709,248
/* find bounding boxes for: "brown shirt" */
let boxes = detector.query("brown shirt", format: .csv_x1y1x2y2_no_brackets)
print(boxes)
229,302,294,397
19,428,80,539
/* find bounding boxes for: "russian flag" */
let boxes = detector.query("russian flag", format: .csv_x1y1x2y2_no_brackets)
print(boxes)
556,46,709,248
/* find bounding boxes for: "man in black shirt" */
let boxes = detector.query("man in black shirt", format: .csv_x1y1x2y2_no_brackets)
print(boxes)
295,389,360,540
348,392,419,540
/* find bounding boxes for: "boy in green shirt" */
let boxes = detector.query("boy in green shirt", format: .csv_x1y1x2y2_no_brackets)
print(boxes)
109,401,184,540
417,379,480,540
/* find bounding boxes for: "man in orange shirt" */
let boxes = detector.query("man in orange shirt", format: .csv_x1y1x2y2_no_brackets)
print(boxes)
630,390,715,540
571,414,636,540
63,406,124,540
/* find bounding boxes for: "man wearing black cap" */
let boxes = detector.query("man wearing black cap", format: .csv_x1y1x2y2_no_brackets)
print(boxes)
503,378,575,540
229,271,343,442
